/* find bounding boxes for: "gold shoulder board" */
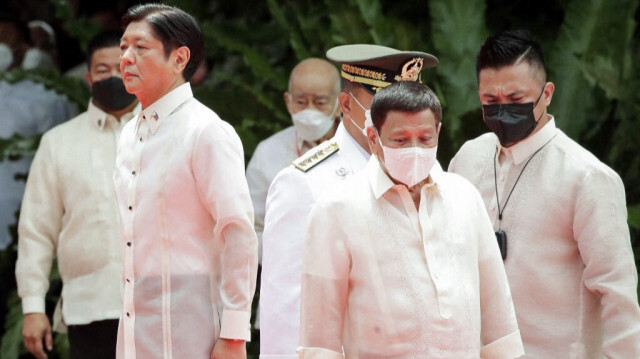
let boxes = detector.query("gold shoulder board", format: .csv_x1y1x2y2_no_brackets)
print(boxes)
292,141,340,172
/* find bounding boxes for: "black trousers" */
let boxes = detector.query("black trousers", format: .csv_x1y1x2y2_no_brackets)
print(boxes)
67,319,119,359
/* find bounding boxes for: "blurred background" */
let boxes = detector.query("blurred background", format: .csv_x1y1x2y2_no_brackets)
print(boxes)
1,0,639,357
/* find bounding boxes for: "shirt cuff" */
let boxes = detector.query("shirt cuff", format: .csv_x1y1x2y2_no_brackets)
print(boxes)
480,330,525,359
219,309,252,341
297,347,344,359
22,296,46,315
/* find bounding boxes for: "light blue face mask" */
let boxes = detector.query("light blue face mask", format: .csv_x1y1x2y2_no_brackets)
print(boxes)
349,92,373,136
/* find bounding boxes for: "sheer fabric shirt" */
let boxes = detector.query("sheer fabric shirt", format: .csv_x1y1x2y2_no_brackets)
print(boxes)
16,101,136,328
298,156,524,359
113,83,258,359
449,118,640,358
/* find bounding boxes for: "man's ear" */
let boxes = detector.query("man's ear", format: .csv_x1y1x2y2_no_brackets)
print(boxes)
85,71,93,89
542,81,555,108
283,91,293,114
338,92,351,120
173,46,190,74
366,126,378,154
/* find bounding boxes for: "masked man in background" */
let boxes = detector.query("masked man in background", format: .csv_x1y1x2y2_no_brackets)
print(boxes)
246,58,341,248
16,30,139,359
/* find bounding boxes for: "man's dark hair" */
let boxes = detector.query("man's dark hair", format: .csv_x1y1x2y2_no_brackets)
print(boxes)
122,3,204,82
370,81,442,132
476,29,546,82
342,78,361,93
86,30,122,68
0,12,30,44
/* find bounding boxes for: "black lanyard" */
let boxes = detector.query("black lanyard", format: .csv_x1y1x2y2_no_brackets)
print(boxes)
494,134,556,225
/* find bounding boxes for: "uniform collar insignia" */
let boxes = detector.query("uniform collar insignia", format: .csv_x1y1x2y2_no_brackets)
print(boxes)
292,140,340,172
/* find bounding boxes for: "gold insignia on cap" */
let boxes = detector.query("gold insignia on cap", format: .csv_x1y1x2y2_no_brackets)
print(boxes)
292,141,339,172
394,57,423,82
342,64,387,81
340,64,392,91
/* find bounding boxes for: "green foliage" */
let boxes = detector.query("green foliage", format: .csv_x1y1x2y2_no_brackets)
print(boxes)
51,0,104,52
429,0,489,153
548,0,639,138
0,134,42,163
630,205,640,230
0,292,25,358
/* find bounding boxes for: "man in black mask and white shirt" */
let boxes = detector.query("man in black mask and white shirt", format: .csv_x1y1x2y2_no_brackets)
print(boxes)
449,29,640,357
16,30,139,359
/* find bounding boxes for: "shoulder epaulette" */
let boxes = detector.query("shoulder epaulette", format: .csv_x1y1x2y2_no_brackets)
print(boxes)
292,140,339,172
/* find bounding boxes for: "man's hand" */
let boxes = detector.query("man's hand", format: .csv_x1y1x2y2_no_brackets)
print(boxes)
211,338,246,359
22,313,53,359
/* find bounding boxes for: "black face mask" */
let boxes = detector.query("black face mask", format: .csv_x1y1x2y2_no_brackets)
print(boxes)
91,77,137,111
482,88,545,146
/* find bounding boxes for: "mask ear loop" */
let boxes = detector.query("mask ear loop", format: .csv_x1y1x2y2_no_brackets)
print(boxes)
533,86,545,107
532,86,546,122
348,92,372,137
348,91,368,111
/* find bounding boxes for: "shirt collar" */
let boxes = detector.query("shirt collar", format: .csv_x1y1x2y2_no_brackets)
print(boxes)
499,116,557,165
139,82,193,135
88,100,141,131
368,155,443,199
337,121,371,160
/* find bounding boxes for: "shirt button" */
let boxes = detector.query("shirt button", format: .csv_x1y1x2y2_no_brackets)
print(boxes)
126,312,130,317
131,170,136,175
126,278,131,283
139,137,143,142
127,242,132,247
128,205,133,211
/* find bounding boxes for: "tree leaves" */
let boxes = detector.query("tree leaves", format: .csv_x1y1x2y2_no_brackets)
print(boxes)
0,134,42,163
0,292,25,359
548,0,638,138
429,0,488,147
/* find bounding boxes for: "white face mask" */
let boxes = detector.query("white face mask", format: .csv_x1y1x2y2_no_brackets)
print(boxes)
22,48,55,70
291,98,338,142
349,92,373,137
380,143,438,187
0,43,14,73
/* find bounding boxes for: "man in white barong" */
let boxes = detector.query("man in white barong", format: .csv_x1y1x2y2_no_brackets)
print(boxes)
114,4,258,359
449,29,640,357
298,81,524,359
